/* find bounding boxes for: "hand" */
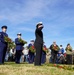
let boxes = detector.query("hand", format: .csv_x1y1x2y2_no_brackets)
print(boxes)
38,25,43,28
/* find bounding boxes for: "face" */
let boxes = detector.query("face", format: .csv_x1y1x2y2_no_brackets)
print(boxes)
53,42,56,45
68,45,70,47
17,35,21,38
60,46,62,49
38,25,43,28
12,47,14,49
31,42,34,45
2,28,7,32
38,25,43,30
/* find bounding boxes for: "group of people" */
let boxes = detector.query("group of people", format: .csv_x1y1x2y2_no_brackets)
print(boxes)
49,41,74,64
0,22,46,66
4,40,47,64
0,22,74,66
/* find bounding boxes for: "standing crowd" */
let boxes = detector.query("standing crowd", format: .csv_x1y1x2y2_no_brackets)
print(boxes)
0,22,74,66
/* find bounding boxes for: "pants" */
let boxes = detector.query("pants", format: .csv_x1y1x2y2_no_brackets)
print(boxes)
51,53,57,64
15,50,22,63
0,46,7,64
66,54,72,64
29,51,34,63
5,52,9,62
24,55,29,62
41,51,46,64
34,43,43,66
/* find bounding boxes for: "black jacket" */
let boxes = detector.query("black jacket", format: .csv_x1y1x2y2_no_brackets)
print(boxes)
35,28,43,44
50,44,59,54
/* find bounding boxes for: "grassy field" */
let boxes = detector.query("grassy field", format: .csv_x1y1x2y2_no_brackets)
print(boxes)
0,62,74,75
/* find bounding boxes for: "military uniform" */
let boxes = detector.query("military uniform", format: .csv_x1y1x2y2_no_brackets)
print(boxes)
0,26,8,64
28,43,35,63
34,22,44,66
15,38,24,64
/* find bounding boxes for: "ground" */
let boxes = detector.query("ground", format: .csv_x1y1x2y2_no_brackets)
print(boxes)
0,62,74,75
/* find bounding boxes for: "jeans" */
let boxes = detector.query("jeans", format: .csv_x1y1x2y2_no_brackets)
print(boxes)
24,55,29,62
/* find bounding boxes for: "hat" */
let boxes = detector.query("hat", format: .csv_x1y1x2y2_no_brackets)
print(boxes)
36,22,43,28
53,41,56,43
1,25,7,29
37,22,43,25
30,40,34,42
17,33,21,36
60,45,62,47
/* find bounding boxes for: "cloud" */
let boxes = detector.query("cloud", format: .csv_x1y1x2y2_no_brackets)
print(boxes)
17,27,34,32
0,0,74,48
0,0,50,24
0,0,74,25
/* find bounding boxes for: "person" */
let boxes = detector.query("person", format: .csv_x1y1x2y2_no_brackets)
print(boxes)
34,22,44,66
22,47,29,63
28,40,35,63
65,43,72,64
50,41,59,64
0,26,8,64
57,45,65,64
9,47,16,61
15,33,24,64
5,48,10,62
41,42,47,64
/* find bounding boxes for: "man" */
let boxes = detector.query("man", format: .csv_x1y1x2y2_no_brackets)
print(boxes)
28,40,35,63
15,33,24,64
50,41,59,64
34,22,44,66
0,25,8,64
58,45,64,57
57,45,65,64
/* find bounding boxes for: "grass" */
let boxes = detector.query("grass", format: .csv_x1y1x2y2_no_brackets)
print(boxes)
0,62,74,75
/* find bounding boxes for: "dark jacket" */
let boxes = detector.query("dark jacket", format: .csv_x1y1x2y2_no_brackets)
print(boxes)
15,38,24,50
0,32,8,47
34,28,43,44
50,44,59,54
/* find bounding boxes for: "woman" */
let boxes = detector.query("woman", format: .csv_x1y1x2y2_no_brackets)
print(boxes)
65,43,72,64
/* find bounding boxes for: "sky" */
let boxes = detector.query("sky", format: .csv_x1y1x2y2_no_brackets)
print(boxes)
0,0,74,49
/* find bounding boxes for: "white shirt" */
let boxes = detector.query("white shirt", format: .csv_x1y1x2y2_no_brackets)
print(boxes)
23,48,29,55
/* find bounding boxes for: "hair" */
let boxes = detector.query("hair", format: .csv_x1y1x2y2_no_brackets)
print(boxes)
67,43,70,46
60,45,62,47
